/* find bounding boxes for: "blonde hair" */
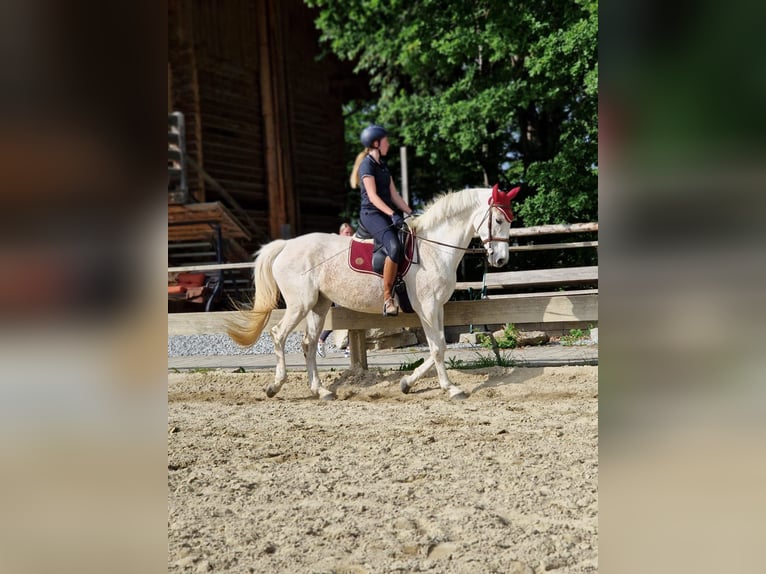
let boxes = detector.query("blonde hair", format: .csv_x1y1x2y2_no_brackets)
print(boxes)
339,222,354,235
349,149,370,189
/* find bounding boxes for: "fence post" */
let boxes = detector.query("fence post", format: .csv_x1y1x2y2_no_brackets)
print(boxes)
348,329,368,370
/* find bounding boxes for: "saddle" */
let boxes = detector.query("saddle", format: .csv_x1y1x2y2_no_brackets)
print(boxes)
348,223,416,313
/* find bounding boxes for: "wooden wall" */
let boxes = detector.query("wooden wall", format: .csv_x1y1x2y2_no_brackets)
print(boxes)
168,0,366,249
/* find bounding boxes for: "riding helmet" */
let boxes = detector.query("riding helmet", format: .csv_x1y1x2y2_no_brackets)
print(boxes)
360,124,388,148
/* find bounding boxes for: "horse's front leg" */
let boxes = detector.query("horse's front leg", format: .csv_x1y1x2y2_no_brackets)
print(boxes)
432,333,469,400
400,306,468,400
400,355,435,393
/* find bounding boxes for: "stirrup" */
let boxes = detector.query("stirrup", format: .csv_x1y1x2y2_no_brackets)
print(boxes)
383,297,399,317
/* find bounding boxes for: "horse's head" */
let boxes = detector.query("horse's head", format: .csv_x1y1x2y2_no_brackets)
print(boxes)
474,184,521,267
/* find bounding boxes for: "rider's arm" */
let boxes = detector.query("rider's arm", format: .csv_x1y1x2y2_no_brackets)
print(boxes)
362,175,397,216
389,180,412,215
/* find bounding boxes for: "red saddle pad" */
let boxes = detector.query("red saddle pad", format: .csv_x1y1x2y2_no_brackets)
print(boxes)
347,234,414,277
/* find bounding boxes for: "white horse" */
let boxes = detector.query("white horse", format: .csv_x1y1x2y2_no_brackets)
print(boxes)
227,185,520,400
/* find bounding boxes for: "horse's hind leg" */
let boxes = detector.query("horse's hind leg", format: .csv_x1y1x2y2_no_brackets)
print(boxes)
265,306,308,398
303,297,333,399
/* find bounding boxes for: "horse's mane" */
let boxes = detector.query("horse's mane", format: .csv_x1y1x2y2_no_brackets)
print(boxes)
408,188,486,233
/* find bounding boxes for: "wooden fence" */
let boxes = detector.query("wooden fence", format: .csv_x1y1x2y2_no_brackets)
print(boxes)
168,289,598,369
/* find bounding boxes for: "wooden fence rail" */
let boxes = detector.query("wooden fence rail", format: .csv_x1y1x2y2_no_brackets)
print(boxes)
167,222,599,274
168,289,598,369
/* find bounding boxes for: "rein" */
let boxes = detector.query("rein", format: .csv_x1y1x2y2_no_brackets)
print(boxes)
401,227,473,252
406,205,510,252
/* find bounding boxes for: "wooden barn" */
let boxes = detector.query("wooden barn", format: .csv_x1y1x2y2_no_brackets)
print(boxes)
168,0,368,309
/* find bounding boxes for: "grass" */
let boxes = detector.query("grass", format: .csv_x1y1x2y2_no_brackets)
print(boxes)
397,357,425,371
471,351,516,368
446,356,466,369
561,327,590,346
447,351,515,369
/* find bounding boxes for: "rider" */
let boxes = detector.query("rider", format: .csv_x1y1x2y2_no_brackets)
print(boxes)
350,125,413,316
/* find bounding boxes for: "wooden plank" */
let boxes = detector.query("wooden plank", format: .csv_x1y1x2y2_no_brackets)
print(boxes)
422,224,598,254
508,222,598,237
455,266,598,291
205,179,264,193
187,9,205,203
169,309,305,336
168,291,598,336
201,145,265,164
168,225,220,242
168,201,251,240
185,157,259,238
168,262,254,273
168,223,247,241
258,0,282,240
324,292,598,330
508,241,598,252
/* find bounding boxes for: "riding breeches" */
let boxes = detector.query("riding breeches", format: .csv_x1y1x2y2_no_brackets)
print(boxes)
360,209,403,264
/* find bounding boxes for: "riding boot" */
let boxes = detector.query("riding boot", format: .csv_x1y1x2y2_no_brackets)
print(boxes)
382,257,399,316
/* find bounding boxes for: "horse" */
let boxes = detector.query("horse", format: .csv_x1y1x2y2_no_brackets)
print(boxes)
227,185,520,400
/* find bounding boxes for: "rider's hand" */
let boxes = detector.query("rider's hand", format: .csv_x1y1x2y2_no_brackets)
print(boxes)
391,213,405,229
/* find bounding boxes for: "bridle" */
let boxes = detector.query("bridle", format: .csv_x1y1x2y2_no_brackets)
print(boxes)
477,205,512,245
400,184,519,253
479,183,521,246
399,204,511,254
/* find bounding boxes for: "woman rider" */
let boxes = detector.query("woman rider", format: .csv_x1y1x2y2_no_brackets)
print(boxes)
350,125,413,316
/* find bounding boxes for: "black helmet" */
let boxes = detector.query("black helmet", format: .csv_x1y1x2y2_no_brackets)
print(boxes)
360,124,388,148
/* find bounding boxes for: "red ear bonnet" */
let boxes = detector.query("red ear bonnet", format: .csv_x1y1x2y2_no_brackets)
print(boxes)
489,183,521,220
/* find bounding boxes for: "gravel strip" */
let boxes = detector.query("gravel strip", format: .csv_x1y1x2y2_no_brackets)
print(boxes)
168,333,596,357
168,333,477,357
168,333,306,357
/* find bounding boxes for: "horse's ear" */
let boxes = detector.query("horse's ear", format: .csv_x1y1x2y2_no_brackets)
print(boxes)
490,183,501,204
507,185,521,200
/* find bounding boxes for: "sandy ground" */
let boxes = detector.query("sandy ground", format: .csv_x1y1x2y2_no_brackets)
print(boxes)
168,365,598,573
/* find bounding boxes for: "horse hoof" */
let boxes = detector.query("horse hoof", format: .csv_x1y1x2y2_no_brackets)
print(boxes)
264,385,277,398
318,389,336,401
450,390,469,401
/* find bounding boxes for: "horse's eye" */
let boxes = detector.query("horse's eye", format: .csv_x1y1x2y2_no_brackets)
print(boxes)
495,218,503,225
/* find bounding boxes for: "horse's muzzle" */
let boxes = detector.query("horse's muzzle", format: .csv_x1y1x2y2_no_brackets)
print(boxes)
486,243,509,268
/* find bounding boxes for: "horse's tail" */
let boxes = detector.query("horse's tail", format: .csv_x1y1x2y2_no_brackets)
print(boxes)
226,240,287,347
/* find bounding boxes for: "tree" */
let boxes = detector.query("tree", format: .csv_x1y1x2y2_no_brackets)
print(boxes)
305,0,597,225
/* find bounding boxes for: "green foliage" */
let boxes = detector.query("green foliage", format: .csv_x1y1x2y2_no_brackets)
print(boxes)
561,327,590,346
446,356,465,369
397,357,425,371
470,352,515,368
305,0,598,224
446,352,515,369
501,323,519,348
479,324,518,349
